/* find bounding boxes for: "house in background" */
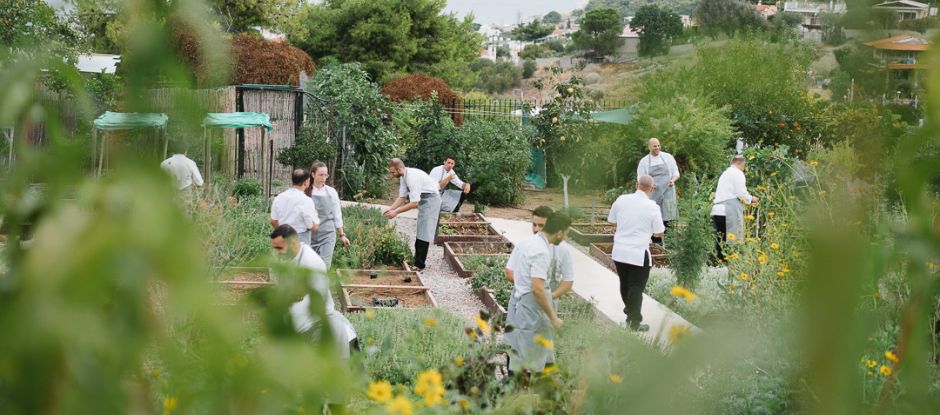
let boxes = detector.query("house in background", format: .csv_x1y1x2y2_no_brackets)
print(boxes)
75,54,121,74
873,0,933,21
753,2,779,19
783,1,848,41
863,35,930,98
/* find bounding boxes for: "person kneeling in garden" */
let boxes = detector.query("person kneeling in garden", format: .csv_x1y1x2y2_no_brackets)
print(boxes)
270,225,358,358
504,212,572,375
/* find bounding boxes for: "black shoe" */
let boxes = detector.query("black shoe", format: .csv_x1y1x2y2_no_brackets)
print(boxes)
630,323,650,332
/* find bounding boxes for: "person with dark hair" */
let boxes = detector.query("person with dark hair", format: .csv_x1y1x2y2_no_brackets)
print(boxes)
711,155,758,261
306,161,349,269
384,158,441,271
270,168,319,245
506,206,575,307
504,212,571,374
608,175,665,332
429,155,471,213
270,224,358,358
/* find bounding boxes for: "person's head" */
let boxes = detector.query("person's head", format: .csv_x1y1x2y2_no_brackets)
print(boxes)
311,161,328,186
443,156,456,171
648,138,661,156
636,175,655,195
542,212,572,245
731,154,746,171
270,225,300,257
170,139,191,155
531,205,553,234
292,168,311,187
387,158,406,178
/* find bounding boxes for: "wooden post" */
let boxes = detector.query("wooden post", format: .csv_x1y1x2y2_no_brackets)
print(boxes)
97,135,107,177
266,130,273,199
91,128,97,174
203,127,210,182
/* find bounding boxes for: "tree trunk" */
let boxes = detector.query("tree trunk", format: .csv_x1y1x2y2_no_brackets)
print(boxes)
562,174,570,208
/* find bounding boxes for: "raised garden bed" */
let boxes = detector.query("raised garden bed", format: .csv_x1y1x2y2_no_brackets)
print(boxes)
448,254,510,279
338,269,424,287
443,242,514,278
340,285,437,312
476,288,507,317
568,223,616,245
439,212,487,224
215,281,274,304
212,267,274,304
589,242,669,269
435,222,505,245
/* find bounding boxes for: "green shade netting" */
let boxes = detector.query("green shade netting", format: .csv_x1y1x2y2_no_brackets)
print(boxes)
587,107,635,125
202,112,273,131
93,112,168,131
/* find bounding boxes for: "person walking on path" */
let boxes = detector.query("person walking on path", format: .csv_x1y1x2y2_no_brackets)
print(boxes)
270,225,358,358
384,158,442,271
505,206,575,309
608,175,665,332
636,138,679,245
306,161,349,269
429,155,471,213
711,155,758,261
270,168,319,245
504,212,572,374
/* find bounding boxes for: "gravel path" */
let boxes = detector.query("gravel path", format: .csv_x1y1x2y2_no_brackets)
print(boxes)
391,216,487,323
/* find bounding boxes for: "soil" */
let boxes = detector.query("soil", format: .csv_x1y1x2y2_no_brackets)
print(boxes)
571,224,617,235
439,213,486,223
226,271,269,283
217,282,267,304
447,242,514,255
339,270,422,287
345,287,434,309
441,223,498,236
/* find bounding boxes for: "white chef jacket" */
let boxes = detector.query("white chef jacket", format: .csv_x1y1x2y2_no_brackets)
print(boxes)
607,191,665,266
288,244,357,341
310,184,344,229
710,166,752,216
160,154,204,190
398,167,440,202
505,234,552,298
636,152,680,180
270,188,320,233
428,165,466,189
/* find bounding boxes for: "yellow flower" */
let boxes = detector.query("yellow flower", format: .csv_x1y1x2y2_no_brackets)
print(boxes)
885,351,899,363
609,374,623,384
780,223,789,228
667,324,690,345
866,360,877,368
163,397,178,414
748,156,755,161
365,310,376,319
746,237,757,243
458,399,470,410
726,232,737,241
367,336,375,345
727,253,740,261
776,271,785,278
454,357,465,367
386,395,414,415
534,334,554,350
770,243,780,250
367,381,393,403
808,160,818,167
767,211,775,217
415,369,445,406
818,190,827,196
541,365,559,375
423,318,438,327
745,214,755,221
474,314,491,334
770,171,777,177
669,286,698,303
740,273,749,281
758,254,768,265
879,365,892,376
465,328,478,340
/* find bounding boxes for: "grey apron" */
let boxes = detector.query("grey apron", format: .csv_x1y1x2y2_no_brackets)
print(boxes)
648,157,678,221
416,192,442,243
720,198,745,243
440,189,462,213
311,192,337,269
505,239,556,372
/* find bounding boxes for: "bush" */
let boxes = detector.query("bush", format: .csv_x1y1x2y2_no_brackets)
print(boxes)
232,178,262,198
195,187,270,268
665,174,716,289
469,267,513,308
469,58,523,94
456,120,533,206
348,308,474,385
276,122,337,169
522,59,537,79
382,73,463,125
332,206,413,269
519,44,546,60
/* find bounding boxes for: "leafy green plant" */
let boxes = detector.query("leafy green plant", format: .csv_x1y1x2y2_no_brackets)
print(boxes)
195,187,270,269
276,122,337,169
469,267,513,308
232,178,262,198
473,203,488,215
461,254,508,271
332,205,413,269
665,174,716,289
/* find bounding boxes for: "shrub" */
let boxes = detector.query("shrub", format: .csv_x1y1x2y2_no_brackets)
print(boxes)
276,122,337,169
232,178,262,198
348,308,474,385
332,205,413,269
469,58,522,94
469,267,513,308
382,73,463,125
519,44,546,60
173,30,315,86
194,186,270,269
400,99,459,174
456,119,533,206
665,174,716,289
522,59,537,79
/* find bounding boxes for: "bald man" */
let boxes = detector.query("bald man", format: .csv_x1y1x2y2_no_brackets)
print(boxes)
607,175,665,332
636,138,679,245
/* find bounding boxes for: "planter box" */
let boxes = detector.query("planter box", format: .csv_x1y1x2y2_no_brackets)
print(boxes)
213,266,273,283
443,242,514,278
435,222,504,245
345,261,412,272
568,223,616,245
476,287,507,317
447,253,510,279
439,212,487,224
338,269,424,287
589,242,669,269
340,285,438,312
214,280,275,304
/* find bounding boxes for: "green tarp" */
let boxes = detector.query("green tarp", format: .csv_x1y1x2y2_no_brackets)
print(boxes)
93,112,168,131
202,112,273,131
586,106,635,125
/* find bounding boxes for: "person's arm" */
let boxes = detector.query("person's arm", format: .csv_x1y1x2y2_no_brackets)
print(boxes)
269,219,279,228
607,200,619,224
552,281,573,299
652,208,666,238
532,277,562,328
636,157,646,181
332,189,350,246
504,268,515,283
269,198,280,228
190,160,204,187
668,154,679,186
734,170,757,205
304,198,320,233
552,249,575,299
450,171,465,188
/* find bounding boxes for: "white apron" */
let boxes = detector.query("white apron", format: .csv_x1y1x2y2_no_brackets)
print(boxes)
440,189,463,213
504,238,556,372
416,192,442,243
310,193,337,269
720,198,745,243
648,158,678,221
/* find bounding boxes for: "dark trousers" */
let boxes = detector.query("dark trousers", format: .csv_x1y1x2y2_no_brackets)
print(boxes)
712,215,727,262
651,220,671,245
453,191,467,213
414,239,430,269
614,255,651,328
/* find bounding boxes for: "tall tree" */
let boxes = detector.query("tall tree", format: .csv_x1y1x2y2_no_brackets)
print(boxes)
209,0,300,34
288,0,483,88
631,4,683,57
542,11,562,25
572,7,624,58
692,0,766,38
1,0,75,52
511,19,553,41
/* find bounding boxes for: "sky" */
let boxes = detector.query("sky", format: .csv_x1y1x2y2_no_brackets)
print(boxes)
444,0,588,26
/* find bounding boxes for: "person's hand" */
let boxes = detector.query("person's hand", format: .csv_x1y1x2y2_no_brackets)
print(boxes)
463,183,471,194
448,172,456,181
383,209,397,219
551,317,563,329
750,196,759,205
667,179,675,188
340,234,350,246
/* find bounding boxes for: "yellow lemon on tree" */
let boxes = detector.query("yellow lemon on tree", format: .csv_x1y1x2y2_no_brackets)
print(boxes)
566,87,574,93
559,135,566,141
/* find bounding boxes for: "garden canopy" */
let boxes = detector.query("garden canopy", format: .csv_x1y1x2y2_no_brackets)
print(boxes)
93,112,168,131
201,112,273,131
589,107,634,125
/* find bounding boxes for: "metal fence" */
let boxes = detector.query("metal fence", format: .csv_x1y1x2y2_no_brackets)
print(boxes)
438,98,629,124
